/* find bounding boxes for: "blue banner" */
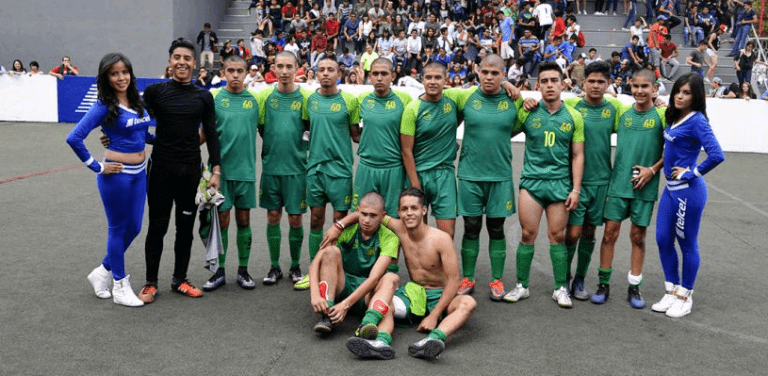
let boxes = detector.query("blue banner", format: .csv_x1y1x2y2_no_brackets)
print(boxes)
57,76,166,123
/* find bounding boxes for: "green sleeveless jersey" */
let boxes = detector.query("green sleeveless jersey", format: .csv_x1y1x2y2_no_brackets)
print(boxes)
210,88,260,181
303,90,360,178
563,96,622,186
257,86,312,176
357,89,412,169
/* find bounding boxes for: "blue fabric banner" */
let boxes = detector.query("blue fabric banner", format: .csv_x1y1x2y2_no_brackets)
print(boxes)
57,76,166,123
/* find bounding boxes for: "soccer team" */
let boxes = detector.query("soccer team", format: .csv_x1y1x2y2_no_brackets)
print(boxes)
68,36,723,361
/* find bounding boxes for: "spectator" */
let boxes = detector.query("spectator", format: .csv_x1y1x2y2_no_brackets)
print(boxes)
434,46,452,66
264,64,278,83
708,76,726,97
269,0,283,32
290,12,308,35
236,39,252,65
360,44,379,76
392,29,409,67
298,33,311,63
734,41,764,86
647,17,668,66
325,13,340,51
508,58,525,81
244,64,264,87
295,61,309,82
256,2,273,35
657,0,681,30
621,35,643,67
9,59,26,75
351,62,365,84
683,5,704,46
658,33,680,81
760,87,768,100
307,2,322,29
250,30,266,66
478,28,495,51
602,0,619,16
629,17,648,43
339,47,356,69
727,0,757,57
533,0,555,41
369,2,386,21
566,15,581,41
305,67,317,85
49,56,79,79
310,28,328,68
364,31,378,52
377,29,394,58
358,14,375,53
452,49,468,70
271,31,287,50
550,11,567,40
421,45,436,71
560,35,576,63
685,40,708,78
585,48,602,65
210,69,226,88
398,68,424,88
735,81,756,99
497,11,515,60
607,75,625,96
609,51,622,78
425,13,441,33
342,12,362,53
28,61,44,75
622,0,638,29
407,29,423,71
567,53,587,86
284,35,301,56
449,62,467,80
339,0,354,25
196,23,218,70
322,0,337,19
544,35,564,62
282,1,298,31
516,1,537,37
345,69,360,84
352,0,368,19
392,14,407,35
517,28,541,74
706,24,726,82
195,67,212,88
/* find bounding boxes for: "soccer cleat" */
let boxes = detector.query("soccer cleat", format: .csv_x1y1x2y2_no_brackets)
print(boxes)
172,280,204,298
355,323,379,340
346,337,395,360
202,269,226,291
666,288,693,318
112,275,144,307
138,284,157,304
570,275,589,301
87,264,112,299
314,314,334,334
288,266,303,283
457,277,475,295
263,267,283,285
237,269,256,290
408,337,446,360
627,285,645,309
591,283,610,304
294,273,310,290
502,283,530,303
552,286,573,308
488,279,505,302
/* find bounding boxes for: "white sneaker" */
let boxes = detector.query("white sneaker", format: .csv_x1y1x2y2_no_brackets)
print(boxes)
666,288,692,318
613,11,618,15
651,282,678,312
503,283,530,303
595,11,603,15
87,264,112,299
552,286,573,308
112,275,144,307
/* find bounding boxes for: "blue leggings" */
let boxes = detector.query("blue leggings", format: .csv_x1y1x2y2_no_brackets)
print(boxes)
655,178,707,290
97,162,146,280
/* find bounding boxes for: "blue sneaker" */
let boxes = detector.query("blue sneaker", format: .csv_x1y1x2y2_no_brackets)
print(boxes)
202,269,226,292
627,285,646,309
591,283,610,304
570,275,589,301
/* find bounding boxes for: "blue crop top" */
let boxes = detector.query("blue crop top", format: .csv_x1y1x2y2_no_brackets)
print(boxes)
663,111,724,181
66,101,156,173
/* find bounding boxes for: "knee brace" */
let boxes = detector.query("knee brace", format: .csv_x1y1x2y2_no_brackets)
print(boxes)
392,296,407,319
486,217,506,240
463,216,482,240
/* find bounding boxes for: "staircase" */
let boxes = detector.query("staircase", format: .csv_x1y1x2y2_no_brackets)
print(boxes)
210,0,261,71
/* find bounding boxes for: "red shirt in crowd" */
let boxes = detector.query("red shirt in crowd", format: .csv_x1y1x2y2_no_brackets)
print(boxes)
325,20,340,37
282,4,296,18
659,40,677,59
264,70,278,84
312,34,328,52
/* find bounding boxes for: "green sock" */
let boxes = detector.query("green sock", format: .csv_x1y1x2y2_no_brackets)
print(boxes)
309,229,323,261
516,243,535,288
289,226,304,268
267,224,281,268
218,230,229,268
598,267,613,285
326,300,334,307
376,331,392,345
550,243,568,290
237,226,252,268
489,238,506,280
565,243,577,278
575,239,596,277
428,328,447,341
460,237,480,280
361,309,384,326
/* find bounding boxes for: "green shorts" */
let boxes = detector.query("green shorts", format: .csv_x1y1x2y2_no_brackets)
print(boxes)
219,179,257,212
259,173,308,215
393,284,445,323
408,166,457,219
568,184,609,226
338,273,367,314
458,179,516,218
603,196,656,227
353,164,406,218
307,171,352,211
519,177,572,208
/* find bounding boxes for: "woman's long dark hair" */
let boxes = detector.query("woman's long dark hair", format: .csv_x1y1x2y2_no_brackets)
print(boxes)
96,53,147,127
665,73,708,126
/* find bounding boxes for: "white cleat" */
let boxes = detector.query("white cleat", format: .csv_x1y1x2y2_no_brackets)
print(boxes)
503,283,530,303
552,286,573,308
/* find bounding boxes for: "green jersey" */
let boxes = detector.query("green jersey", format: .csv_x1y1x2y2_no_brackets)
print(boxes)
455,86,523,182
608,105,666,201
210,88,260,181
514,101,585,180
400,91,463,171
257,86,311,175
357,90,412,168
337,223,399,278
303,90,360,178
563,96,622,186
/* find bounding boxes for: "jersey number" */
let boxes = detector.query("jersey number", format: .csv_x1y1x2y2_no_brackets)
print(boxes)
544,131,556,147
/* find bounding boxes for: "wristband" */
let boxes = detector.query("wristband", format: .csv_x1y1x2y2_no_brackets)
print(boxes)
572,189,580,194
213,171,221,175
334,221,344,231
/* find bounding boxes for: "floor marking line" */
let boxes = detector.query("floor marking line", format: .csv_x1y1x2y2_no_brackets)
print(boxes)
0,165,81,185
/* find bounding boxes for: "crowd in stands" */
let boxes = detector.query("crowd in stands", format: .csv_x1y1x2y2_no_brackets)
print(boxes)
0,56,82,79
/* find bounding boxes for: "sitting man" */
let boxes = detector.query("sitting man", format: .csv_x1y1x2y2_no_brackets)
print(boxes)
326,188,477,360
309,192,399,333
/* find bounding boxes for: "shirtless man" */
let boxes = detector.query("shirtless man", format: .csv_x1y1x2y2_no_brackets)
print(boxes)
323,188,477,360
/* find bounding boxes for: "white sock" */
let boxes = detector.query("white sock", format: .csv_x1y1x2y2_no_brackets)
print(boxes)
627,272,643,286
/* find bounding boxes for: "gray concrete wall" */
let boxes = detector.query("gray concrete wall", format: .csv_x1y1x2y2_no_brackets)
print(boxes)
0,0,228,78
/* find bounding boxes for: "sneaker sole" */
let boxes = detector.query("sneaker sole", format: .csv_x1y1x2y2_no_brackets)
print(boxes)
408,340,445,360
202,280,225,292
346,337,395,360
238,281,256,290
457,286,475,295
172,288,203,298
314,323,333,334
502,292,529,303
628,299,646,309
489,290,505,302
590,295,608,305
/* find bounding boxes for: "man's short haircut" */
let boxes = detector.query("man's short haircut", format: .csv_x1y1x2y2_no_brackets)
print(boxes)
169,38,197,56
424,61,447,75
663,33,672,40
276,50,300,65
30,60,39,68
237,38,245,44
631,35,639,41
611,51,621,57
584,60,612,80
318,57,340,70
631,68,657,84
360,192,386,211
698,39,708,46
480,54,505,70
223,55,248,69
537,61,564,80
204,22,211,28
589,48,597,53
400,188,426,207
371,57,395,71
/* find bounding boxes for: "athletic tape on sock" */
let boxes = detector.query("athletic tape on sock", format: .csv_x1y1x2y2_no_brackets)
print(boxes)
371,298,389,315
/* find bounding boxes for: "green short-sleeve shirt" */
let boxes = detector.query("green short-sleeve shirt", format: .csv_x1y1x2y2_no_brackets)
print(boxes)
563,96,622,186
303,90,361,178
337,223,399,278
514,101,585,180
210,88,260,181
456,86,523,181
357,89,412,169
400,92,461,171
257,86,312,175
608,105,666,201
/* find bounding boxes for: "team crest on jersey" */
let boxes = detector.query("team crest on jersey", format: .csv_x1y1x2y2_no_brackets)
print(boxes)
367,246,376,256
220,98,230,108
270,98,280,109
497,101,509,111
602,109,612,118
421,110,433,120
443,102,452,113
345,195,352,205
643,119,656,128
624,117,633,128
531,117,542,129
472,99,482,110
367,99,376,109
385,100,397,110
311,100,319,111
560,122,572,132
243,100,254,109
506,201,512,211
291,101,302,111
300,200,307,210
330,103,342,112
